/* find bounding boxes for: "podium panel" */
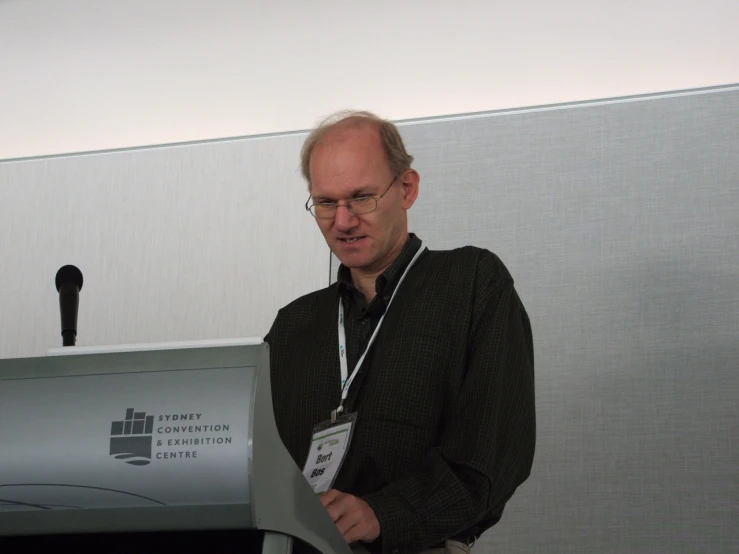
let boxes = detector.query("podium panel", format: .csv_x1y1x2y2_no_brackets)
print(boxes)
0,366,252,511
0,339,351,554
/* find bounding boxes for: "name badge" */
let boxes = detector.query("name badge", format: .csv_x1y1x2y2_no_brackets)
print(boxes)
302,412,357,494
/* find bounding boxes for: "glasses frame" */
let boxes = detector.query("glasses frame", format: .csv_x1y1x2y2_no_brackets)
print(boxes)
305,174,400,219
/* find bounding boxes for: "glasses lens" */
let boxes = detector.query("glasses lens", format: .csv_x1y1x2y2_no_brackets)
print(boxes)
349,198,377,214
311,205,335,218
309,197,378,218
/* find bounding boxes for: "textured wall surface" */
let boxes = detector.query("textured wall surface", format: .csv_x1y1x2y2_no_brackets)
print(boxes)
0,134,329,359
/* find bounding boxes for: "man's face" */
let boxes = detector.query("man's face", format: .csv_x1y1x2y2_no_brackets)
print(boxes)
308,124,418,274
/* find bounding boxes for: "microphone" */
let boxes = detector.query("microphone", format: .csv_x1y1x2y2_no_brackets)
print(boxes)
55,265,83,347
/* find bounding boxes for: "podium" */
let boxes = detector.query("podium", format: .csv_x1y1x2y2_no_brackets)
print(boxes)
0,338,352,554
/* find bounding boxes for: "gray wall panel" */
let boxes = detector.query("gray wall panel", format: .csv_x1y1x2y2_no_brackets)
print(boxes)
0,135,329,359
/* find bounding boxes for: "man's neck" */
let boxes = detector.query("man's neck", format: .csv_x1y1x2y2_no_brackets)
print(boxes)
351,270,382,303
350,235,409,303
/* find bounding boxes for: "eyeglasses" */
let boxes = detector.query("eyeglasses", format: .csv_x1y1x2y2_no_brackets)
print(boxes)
305,174,399,219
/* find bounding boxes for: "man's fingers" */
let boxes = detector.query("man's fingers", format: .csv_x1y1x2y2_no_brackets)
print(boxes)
343,520,369,544
324,492,351,522
319,490,381,544
334,506,361,535
319,489,341,508
335,501,375,543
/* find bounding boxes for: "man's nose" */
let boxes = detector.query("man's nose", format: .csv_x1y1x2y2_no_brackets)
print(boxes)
333,204,358,231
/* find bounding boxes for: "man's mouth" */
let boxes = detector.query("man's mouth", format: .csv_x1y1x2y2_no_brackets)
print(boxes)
339,236,366,244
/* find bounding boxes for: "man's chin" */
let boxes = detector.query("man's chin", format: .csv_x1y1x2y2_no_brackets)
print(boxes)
333,250,371,270
335,257,365,269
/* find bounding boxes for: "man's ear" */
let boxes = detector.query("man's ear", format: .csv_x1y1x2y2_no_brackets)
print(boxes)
400,169,420,209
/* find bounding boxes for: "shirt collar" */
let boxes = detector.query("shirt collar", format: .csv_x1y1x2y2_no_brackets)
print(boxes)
337,233,423,301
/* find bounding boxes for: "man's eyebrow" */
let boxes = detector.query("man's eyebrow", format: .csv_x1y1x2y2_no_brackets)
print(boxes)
312,186,375,201
310,194,332,202
349,187,373,197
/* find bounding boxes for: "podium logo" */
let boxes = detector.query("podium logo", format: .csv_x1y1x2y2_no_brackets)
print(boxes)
110,408,154,466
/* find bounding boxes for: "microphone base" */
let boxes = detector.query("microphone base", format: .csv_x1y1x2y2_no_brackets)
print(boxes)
62,330,76,347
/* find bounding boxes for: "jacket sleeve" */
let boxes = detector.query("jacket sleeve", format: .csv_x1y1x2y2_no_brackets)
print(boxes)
361,272,536,554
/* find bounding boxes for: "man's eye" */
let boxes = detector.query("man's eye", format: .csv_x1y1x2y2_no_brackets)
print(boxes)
352,196,372,203
317,201,336,207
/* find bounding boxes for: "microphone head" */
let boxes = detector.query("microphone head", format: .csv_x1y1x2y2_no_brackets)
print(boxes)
55,264,84,292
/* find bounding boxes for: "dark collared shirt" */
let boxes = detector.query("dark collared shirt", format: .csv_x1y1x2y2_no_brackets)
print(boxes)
265,234,536,554
335,234,420,383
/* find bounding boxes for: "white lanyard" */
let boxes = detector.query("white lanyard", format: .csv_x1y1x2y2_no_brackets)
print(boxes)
334,242,426,420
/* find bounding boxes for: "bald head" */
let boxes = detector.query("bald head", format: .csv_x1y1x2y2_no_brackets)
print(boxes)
300,110,414,190
309,121,389,191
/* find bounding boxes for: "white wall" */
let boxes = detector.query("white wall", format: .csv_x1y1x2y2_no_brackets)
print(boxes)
1,0,737,160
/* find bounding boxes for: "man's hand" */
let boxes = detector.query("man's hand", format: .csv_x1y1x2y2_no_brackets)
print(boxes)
320,489,381,544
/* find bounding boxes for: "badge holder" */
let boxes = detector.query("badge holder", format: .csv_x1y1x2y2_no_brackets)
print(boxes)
302,412,358,495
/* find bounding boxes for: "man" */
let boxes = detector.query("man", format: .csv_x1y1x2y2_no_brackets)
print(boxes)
265,110,536,554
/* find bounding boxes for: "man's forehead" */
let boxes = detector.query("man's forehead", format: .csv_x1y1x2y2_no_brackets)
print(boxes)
311,133,387,183
310,173,379,198
314,121,382,153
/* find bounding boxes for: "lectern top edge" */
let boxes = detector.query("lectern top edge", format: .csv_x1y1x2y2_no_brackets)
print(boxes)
46,337,264,357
